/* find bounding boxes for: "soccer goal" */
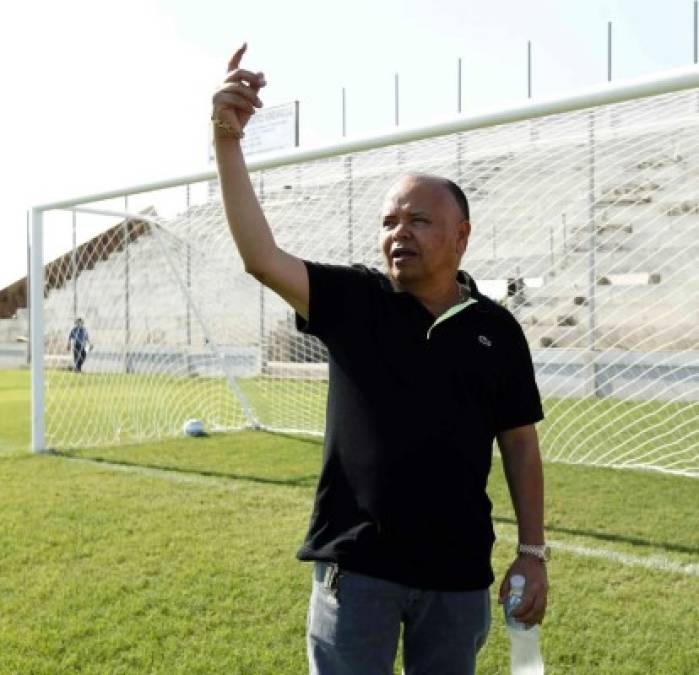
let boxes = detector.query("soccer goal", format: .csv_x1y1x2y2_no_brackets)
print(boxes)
30,66,699,477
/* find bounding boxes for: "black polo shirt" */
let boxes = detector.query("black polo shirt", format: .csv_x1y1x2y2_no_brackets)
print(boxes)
296,262,543,591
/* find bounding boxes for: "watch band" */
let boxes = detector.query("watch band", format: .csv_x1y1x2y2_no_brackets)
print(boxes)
517,543,551,562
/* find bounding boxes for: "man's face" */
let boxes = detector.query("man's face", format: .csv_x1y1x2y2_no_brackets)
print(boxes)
380,176,470,287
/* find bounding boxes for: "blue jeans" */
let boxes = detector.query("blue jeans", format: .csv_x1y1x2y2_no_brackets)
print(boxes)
307,562,491,675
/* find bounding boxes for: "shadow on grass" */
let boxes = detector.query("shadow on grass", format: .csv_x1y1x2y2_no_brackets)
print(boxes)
48,449,698,556
258,429,324,447
493,515,699,556
51,450,319,488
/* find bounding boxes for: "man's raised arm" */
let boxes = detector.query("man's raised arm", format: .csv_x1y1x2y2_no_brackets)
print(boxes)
212,44,309,320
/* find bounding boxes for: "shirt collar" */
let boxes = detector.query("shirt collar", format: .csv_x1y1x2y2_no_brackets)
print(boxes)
379,268,481,299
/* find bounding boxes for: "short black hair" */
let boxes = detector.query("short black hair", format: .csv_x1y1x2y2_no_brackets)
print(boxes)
441,179,470,222
394,173,471,222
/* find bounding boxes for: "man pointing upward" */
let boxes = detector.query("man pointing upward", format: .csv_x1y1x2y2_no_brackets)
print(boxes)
213,44,548,675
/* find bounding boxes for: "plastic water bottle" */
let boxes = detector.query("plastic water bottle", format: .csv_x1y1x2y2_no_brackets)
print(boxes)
504,574,544,675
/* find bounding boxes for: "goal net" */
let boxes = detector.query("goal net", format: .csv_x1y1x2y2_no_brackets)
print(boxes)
32,73,699,477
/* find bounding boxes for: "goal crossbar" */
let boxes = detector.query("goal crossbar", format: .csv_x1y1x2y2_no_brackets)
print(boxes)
33,65,699,213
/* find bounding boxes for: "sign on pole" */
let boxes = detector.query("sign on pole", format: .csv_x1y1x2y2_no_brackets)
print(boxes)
209,101,299,164
242,101,299,155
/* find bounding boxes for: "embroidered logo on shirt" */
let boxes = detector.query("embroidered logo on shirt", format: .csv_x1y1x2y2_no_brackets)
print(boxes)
478,335,493,347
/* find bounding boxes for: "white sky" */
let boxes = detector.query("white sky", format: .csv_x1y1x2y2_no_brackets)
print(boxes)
1,0,696,290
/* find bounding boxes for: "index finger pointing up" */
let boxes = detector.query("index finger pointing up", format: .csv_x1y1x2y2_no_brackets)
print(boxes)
228,43,247,71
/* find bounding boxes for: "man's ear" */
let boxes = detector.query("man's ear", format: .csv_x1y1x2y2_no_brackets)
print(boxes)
456,220,471,253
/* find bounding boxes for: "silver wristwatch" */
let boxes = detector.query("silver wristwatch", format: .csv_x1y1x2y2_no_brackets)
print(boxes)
517,543,551,562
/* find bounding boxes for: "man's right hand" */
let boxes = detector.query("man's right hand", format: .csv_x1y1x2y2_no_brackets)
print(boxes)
212,44,266,137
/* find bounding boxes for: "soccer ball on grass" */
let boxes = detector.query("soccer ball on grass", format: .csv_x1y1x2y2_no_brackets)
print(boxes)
182,418,206,437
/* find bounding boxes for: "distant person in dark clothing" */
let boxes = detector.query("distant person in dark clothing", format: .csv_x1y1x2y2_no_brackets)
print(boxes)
66,318,92,372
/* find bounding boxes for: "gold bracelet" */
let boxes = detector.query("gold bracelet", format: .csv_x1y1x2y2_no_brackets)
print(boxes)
211,115,245,140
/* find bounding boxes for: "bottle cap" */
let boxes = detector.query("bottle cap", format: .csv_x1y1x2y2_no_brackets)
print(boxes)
510,574,526,591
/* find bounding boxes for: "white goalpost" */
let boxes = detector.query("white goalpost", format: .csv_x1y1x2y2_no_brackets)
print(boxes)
30,66,699,477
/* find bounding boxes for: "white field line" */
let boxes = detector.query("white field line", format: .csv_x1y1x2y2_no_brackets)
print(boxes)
58,455,698,578
497,532,699,578
62,455,237,491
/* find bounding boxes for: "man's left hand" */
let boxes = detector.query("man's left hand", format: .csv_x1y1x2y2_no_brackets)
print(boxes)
498,555,548,625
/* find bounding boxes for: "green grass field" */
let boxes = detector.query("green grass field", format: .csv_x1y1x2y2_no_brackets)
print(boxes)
1,369,698,673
